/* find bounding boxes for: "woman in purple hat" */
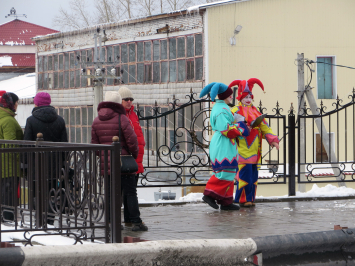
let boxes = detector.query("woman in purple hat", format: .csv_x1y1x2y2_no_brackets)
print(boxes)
24,92,68,225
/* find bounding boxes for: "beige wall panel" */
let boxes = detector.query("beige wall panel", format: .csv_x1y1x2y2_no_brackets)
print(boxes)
208,0,355,112
207,0,355,165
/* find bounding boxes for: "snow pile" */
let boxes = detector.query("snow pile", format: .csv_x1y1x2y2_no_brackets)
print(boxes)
256,184,355,199
0,73,36,98
294,184,355,198
0,55,13,67
1,224,99,246
179,192,203,202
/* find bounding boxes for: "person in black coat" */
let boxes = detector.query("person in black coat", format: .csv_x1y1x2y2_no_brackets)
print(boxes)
24,92,68,225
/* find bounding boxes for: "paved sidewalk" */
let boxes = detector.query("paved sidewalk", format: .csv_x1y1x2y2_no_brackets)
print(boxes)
123,198,355,241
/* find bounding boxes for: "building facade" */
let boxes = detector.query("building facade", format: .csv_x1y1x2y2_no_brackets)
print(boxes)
34,10,206,144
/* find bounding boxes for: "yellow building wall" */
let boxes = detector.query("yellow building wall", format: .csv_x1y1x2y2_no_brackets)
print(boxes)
207,0,355,164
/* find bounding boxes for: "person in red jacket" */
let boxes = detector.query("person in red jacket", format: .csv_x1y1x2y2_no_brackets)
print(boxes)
91,91,148,231
118,86,146,226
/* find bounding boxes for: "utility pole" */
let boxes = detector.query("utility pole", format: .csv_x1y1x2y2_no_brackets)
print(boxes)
80,28,120,119
297,53,306,192
297,53,346,188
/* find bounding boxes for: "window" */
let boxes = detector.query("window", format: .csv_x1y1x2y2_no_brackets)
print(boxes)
64,53,69,70
137,43,143,62
153,62,160,83
70,53,75,69
187,60,194,80
315,132,335,163
38,56,43,72
137,63,144,83
43,34,204,90
144,42,151,61
195,34,203,56
59,54,63,70
153,40,160,61
177,37,185,58
129,43,136,62
100,47,105,62
114,66,121,85
144,64,152,83
317,56,335,99
129,65,136,83
169,38,176,59
121,44,128,63
107,46,113,62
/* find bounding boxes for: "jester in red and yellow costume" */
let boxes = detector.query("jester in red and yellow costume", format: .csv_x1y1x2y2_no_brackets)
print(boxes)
200,82,250,211
229,78,280,207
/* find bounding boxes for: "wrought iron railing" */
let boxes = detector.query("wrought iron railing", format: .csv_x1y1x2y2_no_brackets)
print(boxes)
297,89,355,184
136,90,287,187
0,135,122,245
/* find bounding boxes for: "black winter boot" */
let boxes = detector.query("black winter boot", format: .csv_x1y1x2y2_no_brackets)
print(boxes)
202,195,219,209
132,222,148,231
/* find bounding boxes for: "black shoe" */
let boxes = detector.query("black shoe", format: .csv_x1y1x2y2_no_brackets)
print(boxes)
202,195,219,209
132,222,148,231
220,203,240,210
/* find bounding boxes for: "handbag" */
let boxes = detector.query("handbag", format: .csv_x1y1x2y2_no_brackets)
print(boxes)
118,114,139,174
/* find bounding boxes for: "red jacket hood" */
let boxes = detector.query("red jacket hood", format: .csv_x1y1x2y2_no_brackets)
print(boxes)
98,102,126,121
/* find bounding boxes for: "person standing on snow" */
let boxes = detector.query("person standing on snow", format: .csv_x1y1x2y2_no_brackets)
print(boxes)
200,82,250,210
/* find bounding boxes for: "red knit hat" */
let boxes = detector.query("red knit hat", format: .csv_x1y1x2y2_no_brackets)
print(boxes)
228,78,264,101
0,91,6,98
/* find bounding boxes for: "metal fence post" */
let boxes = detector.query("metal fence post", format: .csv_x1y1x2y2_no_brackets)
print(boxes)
35,133,43,228
111,136,121,243
288,106,296,196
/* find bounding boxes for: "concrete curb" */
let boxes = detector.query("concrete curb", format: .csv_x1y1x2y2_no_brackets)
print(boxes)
1,239,257,266
252,227,355,260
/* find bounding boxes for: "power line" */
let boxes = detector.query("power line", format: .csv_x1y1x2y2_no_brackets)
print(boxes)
307,60,355,70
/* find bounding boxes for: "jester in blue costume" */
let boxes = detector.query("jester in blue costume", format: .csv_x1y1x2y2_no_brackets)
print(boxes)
200,82,250,210
229,78,280,207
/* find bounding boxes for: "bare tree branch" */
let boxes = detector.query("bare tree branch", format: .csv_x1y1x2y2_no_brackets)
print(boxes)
95,0,121,24
52,0,92,31
117,0,134,19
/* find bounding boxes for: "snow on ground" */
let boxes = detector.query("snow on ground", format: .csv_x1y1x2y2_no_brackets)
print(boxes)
1,224,101,246
174,184,355,203
258,184,355,199
0,73,36,98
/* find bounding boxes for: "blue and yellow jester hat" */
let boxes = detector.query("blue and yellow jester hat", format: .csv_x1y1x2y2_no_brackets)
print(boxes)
199,82,233,101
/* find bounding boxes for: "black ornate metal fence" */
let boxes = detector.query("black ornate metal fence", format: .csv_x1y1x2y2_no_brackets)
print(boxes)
0,136,122,245
137,91,287,188
296,89,355,184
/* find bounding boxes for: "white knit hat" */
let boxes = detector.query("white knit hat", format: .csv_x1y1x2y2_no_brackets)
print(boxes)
104,91,122,103
118,86,134,100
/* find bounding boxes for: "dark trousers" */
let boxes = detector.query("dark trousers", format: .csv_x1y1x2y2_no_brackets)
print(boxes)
122,174,141,224
1,177,17,221
107,174,141,224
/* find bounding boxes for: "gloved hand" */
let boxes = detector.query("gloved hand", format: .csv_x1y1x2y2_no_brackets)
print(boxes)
233,113,245,123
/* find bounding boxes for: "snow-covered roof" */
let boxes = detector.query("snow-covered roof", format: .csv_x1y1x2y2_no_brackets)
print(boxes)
33,0,246,42
0,19,58,45
0,73,36,98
